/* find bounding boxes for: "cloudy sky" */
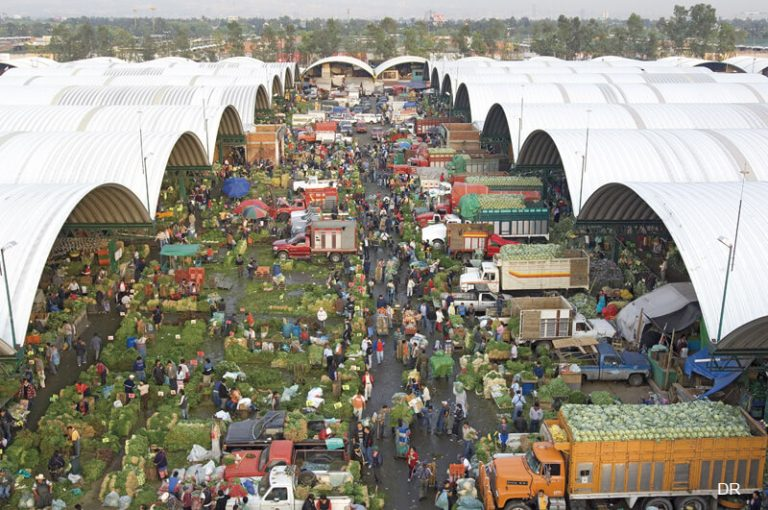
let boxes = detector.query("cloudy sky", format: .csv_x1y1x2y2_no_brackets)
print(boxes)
3,0,766,20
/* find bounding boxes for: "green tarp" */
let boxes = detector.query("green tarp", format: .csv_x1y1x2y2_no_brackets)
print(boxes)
160,244,201,257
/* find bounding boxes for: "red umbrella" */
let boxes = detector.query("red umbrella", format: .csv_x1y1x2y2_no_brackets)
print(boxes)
234,199,270,214
242,206,269,220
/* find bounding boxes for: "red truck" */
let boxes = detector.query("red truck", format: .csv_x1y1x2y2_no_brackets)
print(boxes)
272,220,357,262
450,182,542,213
224,440,349,480
273,188,340,221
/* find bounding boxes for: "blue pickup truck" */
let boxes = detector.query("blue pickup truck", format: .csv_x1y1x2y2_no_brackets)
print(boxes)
578,342,651,386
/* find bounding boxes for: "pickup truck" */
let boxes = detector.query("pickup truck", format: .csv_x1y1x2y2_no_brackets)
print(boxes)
224,440,348,480
272,220,357,263
441,289,506,313
576,341,651,386
292,175,337,193
371,127,385,141
422,222,517,257
227,465,352,509
415,210,462,228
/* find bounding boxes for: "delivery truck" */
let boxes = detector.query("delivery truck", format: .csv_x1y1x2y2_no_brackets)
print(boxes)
451,182,542,214
232,465,352,509
459,245,589,293
504,296,613,345
272,220,357,262
422,223,517,258
478,401,767,510
457,193,549,239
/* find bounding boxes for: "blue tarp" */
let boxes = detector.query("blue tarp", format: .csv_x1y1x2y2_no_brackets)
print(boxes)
406,81,428,90
684,348,753,398
222,178,250,198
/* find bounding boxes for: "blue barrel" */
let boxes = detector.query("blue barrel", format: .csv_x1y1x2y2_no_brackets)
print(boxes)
292,324,302,338
126,336,137,349
522,382,535,396
281,322,293,338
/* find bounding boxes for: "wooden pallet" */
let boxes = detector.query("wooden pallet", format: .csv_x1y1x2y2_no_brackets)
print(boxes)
552,337,599,354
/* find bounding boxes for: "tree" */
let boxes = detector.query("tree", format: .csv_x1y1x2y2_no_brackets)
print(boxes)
402,21,432,57
141,31,156,61
626,13,645,57
226,20,244,56
717,22,738,56
172,26,191,58
530,20,560,57
284,23,297,57
452,23,471,54
260,23,278,60
659,5,690,51
688,3,717,57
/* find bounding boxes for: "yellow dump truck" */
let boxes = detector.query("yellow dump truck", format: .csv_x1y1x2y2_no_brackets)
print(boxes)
479,401,767,510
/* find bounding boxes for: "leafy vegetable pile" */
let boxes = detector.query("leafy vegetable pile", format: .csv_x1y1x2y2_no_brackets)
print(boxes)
562,401,751,442
465,176,542,188
498,243,564,261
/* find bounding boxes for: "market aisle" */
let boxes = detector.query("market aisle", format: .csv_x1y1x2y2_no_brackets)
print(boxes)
359,156,499,509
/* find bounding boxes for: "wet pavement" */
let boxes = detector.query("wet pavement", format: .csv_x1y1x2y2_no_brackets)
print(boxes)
358,157,500,509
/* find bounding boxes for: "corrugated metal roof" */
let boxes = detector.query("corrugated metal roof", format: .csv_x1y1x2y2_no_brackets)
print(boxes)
0,183,148,353
374,56,428,77
579,181,768,348
483,103,768,159
726,56,768,75
518,128,768,215
302,56,375,77
0,130,208,217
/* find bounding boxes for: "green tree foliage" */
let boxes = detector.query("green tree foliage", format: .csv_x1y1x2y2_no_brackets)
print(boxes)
225,20,244,56
366,18,397,59
402,22,432,57
452,23,471,54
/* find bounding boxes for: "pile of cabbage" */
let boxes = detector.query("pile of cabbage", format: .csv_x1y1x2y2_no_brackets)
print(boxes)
561,401,751,442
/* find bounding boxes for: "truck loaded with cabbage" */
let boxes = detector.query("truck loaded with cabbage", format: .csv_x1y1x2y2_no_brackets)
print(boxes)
478,401,766,510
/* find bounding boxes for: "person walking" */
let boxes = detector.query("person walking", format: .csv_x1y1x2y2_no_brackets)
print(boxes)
451,403,464,440
301,494,315,510
179,389,189,420
462,422,478,459
351,391,366,420
374,337,384,365
90,333,102,362
74,337,87,367
529,401,544,433
406,446,419,482
32,474,53,509
435,401,450,436
34,357,45,389
512,390,526,419
375,404,389,439
499,417,510,452
153,448,168,480
370,446,383,485
362,370,374,401
133,356,146,382
96,360,109,386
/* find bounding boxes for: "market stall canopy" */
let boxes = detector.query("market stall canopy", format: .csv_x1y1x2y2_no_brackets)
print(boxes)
222,178,250,198
684,347,754,398
616,283,700,343
160,244,201,257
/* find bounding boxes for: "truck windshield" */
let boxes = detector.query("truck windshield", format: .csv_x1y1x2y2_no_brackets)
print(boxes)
526,450,541,474
258,444,271,473
257,473,271,497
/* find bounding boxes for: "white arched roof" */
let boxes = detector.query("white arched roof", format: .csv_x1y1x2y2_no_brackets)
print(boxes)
0,182,149,353
220,57,266,66
517,128,768,215
0,130,208,218
455,82,768,123
0,84,269,127
374,56,428,77
303,56,375,77
483,102,768,159
0,104,243,164
0,56,58,69
726,56,768,75
580,181,768,348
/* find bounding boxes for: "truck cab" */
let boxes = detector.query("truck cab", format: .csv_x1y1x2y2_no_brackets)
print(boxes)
272,233,309,259
237,465,352,510
224,441,294,480
415,210,461,228
579,342,651,386
479,445,566,510
459,262,500,293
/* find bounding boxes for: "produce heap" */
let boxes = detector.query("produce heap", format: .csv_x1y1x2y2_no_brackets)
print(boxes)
464,175,542,190
561,401,752,442
498,243,564,261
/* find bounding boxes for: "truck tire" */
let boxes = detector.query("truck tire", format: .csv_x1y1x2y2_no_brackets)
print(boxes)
432,239,445,250
329,252,342,263
504,502,531,510
628,373,645,386
643,497,674,510
675,496,708,510
277,251,289,261
276,212,290,222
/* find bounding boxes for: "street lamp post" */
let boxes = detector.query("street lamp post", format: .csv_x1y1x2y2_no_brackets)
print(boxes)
517,88,525,162
715,236,734,344
0,241,18,351
577,109,592,215
730,166,749,270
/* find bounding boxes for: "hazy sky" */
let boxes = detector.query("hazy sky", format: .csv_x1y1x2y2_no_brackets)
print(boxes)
3,0,767,20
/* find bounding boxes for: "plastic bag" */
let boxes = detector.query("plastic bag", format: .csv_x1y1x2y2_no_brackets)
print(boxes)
214,410,232,422
187,444,211,463
103,490,120,507
118,495,133,510
18,491,34,509
457,495,484,509
52,499,67,510
281,384,299,402
67,473,83,484
211,465,226,481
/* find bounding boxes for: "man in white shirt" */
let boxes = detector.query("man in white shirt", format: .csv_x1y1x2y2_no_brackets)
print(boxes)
512,390,526,419
510,342,518,361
